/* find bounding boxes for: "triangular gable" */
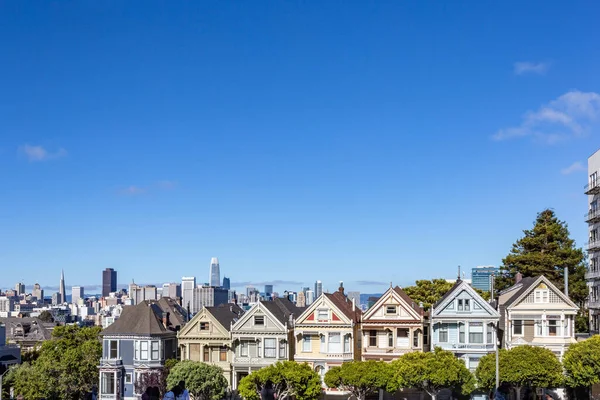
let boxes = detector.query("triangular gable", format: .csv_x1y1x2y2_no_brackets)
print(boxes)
432,281,499,317
231,302,287,332
507,276,578,310
363,286,421,321
295,294,352,325
178,307,230,339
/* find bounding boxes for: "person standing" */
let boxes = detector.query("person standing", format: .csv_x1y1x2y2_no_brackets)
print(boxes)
178,380,189,400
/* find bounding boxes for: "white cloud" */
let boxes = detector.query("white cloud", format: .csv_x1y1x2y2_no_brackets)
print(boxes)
514,61,550,75
119,186,146,196
492,90,600,144
561,161,586,175
19,144,67,162
156,180,177,190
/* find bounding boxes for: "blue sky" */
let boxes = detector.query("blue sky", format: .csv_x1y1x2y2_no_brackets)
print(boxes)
1,1,600,295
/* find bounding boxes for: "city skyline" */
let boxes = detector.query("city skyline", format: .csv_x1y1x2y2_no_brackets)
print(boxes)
1,2,599,293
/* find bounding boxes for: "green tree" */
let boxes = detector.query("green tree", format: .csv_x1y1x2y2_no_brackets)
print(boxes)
476,346,563,399
38,310,55,323
563,335,600,389
166,361,228,400
8,325,102,400
324,361,391,400
238,361,322,400
495,209,588,330
388,348,475,400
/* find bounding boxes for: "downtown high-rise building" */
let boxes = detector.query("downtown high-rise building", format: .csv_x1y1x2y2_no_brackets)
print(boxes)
210,257,221,287
182,277,196,312
264,285,274,296
471,266,499,292
192,285,229,313
297,291,306,307
305,290,315,305
32,283,44,302
162,283,181,300
15,282,25,296
314,280,323,299
59,269,66,304
102,268,117,297
222,277,231,290
72,286,84,305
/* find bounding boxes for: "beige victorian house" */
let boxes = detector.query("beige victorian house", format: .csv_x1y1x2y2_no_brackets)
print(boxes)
178,304,244,386
293,286,362,384
361,286,428,361
498,274,578,358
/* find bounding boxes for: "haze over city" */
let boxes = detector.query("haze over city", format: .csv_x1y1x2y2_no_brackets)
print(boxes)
2,2,599,293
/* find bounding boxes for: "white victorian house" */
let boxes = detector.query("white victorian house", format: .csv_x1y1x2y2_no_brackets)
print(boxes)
230,298,301,390
430,278,500,371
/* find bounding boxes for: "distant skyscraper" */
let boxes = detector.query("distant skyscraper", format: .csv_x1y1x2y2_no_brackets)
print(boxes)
222,277,231,290
314,280,323,298
143,285,158,301
210,257,221,287
182,277,196,312
15,282,25,296
305,290,315,305
192,285,229,313
32,283,44,302
72,286,84,305
297,291,306,307
59,270,66,304
52,292,61,305
246,285,256,297
265,285,274,296
471,266,499,292
102,268,117,297
162,283,181,299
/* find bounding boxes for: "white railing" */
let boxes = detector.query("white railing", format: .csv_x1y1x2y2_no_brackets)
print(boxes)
325,352,354,359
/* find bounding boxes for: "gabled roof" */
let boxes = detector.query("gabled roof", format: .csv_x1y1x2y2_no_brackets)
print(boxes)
206,303,245,331
432,279,499,318
363,286,422,321
142,297,188,330
260,298,304,325
324,291,362,321
101,303,174,337
0,317,52,341
500,275,578,309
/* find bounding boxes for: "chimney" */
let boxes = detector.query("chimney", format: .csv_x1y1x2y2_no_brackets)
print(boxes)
564,267,569,297
515,272,523,284
338,281,344,295
162,312,170,328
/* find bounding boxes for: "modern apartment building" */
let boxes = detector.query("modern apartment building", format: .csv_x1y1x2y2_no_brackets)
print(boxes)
182,277,196,314
471,266,499,292
192,285,229,312
586,149,600,334
72,286,84,305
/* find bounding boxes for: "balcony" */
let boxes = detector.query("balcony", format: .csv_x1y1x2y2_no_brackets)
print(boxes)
585,180,600,195
325,352,354,359
586,209,600,224
586,269,600,280
587,240,600,252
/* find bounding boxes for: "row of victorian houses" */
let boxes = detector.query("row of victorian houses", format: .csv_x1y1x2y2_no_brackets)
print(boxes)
98,275,579,400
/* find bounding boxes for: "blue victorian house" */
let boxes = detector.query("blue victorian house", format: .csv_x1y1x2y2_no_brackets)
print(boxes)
99,299,185,399
430,278,500,372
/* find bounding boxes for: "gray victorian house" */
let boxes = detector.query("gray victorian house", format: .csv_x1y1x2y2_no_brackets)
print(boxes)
99,300,184,399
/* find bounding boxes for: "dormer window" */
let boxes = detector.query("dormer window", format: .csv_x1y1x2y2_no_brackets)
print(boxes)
458,299,470,311
386,305,397,315
534,283,549,303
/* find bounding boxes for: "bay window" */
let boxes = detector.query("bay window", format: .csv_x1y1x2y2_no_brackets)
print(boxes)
438,323,448,343
469,322,484,343
279,341,286,358
240,341,249,357
101,372,115,395
264,338,277,358
302,335,311,352
328,332,341,353
458,323,465,343
513,320,523,336
140,341,149,360
320,335,326,353
344,334,351,353
151,341,160,360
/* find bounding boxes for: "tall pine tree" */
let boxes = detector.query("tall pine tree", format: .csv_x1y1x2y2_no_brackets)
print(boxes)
495,209,588,331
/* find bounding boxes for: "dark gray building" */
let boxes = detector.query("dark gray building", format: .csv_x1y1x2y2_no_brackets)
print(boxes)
99,302,178,399
264,284,273,297
102,268,117,297
222,277,231,290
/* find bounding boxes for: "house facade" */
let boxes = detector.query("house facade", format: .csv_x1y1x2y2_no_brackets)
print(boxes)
230,298,301,390
98,302,178,400
361,286,428,361
430,279,500,371
178,304,244,386
293,286,362,383
498,275,578,358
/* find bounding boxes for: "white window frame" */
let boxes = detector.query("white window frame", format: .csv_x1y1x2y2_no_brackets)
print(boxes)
512,320,524,336
320,334,326,353
264,338,277,358
458,322,465,343
240,341,249,357
328,332,341,353
344,334,351,353
317,309,328,321
302,335,311,352
101,371,115,395
125,373,132,384
457,299,464,311
385,305,397,315
468,322,484,344
535,290,549,303
151,340,160,360
108,339,118,359
254,316,265,326
279,340,286,358
200,322,209,331
438,323,449,343
464,299,470,311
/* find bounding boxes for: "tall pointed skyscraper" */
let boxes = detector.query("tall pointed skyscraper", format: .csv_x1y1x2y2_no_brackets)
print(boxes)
210,257,220,287
59,269,66,304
